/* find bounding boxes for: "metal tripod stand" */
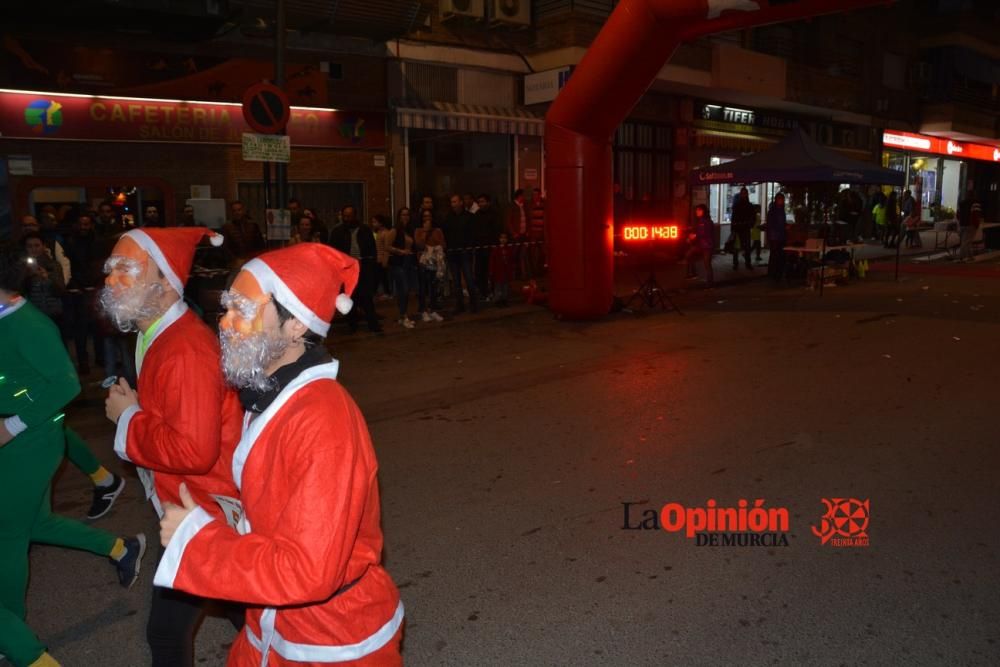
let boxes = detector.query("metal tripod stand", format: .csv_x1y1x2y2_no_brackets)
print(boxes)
623,248,683,315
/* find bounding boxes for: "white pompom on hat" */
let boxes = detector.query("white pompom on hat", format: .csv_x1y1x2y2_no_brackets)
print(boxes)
241,243,359,337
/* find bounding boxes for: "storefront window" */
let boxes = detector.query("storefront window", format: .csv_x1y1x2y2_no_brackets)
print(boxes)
885,151,965,220
707,157,771,221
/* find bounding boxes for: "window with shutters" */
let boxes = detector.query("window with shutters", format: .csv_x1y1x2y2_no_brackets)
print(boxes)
613,120,673,212
404,62,459,103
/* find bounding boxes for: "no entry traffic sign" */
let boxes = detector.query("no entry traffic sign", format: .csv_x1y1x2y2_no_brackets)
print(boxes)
242,82,290,135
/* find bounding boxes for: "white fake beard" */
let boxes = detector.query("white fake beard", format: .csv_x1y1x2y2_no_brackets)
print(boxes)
219,328,290,391
99,282,165,333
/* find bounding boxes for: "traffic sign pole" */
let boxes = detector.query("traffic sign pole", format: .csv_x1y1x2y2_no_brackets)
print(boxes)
275,0,288,219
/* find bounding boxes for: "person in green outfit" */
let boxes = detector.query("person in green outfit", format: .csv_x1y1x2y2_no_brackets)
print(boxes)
20,230,127,519
0,243,146,667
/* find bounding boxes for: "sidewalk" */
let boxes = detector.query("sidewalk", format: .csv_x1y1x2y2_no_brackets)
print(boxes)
339,228,994,334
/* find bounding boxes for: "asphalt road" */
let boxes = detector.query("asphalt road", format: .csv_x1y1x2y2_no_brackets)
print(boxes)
16,268,1000,666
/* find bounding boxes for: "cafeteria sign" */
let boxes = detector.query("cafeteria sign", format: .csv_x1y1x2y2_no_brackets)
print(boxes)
242,133,290,163
0,89,386,149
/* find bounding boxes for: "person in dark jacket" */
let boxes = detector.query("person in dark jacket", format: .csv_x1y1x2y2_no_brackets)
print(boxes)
765,193,788,282
883,191,900,248
20,232,65,323
329,205,382,333
474,194,500,300
62,213,111,374
220,201,264,267
443,194,480,314
731,187,755,270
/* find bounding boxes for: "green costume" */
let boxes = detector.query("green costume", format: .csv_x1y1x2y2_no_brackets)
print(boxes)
0,298,117,667
65,426,101,477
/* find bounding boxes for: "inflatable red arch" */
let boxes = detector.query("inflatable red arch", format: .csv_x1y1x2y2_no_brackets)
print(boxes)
543,0,891,319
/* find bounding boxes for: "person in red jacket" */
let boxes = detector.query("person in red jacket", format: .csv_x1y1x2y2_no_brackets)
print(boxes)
100,227,244,667
156,243,403,666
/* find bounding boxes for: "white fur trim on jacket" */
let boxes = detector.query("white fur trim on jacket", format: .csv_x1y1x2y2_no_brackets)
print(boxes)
153,505,214,589
113,404,141,463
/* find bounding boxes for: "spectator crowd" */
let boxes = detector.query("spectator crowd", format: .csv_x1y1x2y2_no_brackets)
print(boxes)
10,189,548,367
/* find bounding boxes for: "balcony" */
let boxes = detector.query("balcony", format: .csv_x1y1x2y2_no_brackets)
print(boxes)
917,14,1000,59
920,100,999,142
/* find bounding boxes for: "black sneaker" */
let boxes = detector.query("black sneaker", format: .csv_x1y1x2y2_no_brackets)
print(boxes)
87,474,125,520
115,534,147,589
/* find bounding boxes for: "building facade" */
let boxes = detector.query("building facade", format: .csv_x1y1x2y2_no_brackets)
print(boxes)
1,0,997,239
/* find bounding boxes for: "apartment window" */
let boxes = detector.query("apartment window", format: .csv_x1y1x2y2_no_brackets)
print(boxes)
883,53,907,91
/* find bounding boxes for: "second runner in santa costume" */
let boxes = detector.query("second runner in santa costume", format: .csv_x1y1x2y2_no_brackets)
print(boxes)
156,243,403,666
100,227,245,666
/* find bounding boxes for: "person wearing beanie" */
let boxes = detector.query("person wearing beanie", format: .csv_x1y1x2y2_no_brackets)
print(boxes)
99,228,245,667
0,243,145,667
156,243,404,666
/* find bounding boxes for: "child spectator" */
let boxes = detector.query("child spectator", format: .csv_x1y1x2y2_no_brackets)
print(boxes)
490,232,516,306
684,205,715,286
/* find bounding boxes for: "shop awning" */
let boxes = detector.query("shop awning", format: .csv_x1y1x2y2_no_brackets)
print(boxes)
395,101,545,136
690,127,905,186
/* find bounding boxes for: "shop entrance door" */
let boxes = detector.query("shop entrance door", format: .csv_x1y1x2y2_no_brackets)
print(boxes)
708,157,767,252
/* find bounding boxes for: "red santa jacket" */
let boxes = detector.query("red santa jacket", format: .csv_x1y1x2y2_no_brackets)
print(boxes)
153,361,403,666
114,300,241,518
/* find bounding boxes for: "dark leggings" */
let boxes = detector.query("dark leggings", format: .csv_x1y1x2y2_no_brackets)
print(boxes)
147,550,244,667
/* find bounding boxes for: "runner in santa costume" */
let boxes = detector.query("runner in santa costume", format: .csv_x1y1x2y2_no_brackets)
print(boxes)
156,243,403,666
100,227,245,667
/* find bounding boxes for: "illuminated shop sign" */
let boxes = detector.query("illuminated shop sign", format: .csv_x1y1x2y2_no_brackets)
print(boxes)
698,103,797,131
0,89,385,148
882,130,1000,163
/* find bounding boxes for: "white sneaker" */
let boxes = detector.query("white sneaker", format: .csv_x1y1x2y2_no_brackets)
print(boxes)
430,311,444,322
421,312,432,323
403,317,415,329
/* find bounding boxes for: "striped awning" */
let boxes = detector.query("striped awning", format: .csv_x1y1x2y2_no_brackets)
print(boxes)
395,101,545,136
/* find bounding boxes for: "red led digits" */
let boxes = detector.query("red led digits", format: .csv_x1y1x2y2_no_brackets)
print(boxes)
623,224,679,242
623,225,649,240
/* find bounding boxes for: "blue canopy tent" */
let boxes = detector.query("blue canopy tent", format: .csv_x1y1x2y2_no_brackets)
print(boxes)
690,127,905,186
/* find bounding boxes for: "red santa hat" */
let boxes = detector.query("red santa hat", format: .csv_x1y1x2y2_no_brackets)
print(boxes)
241,243,358,337
122,227,223,295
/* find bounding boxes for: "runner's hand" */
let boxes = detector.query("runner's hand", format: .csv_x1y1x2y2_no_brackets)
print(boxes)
160,483,197,546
